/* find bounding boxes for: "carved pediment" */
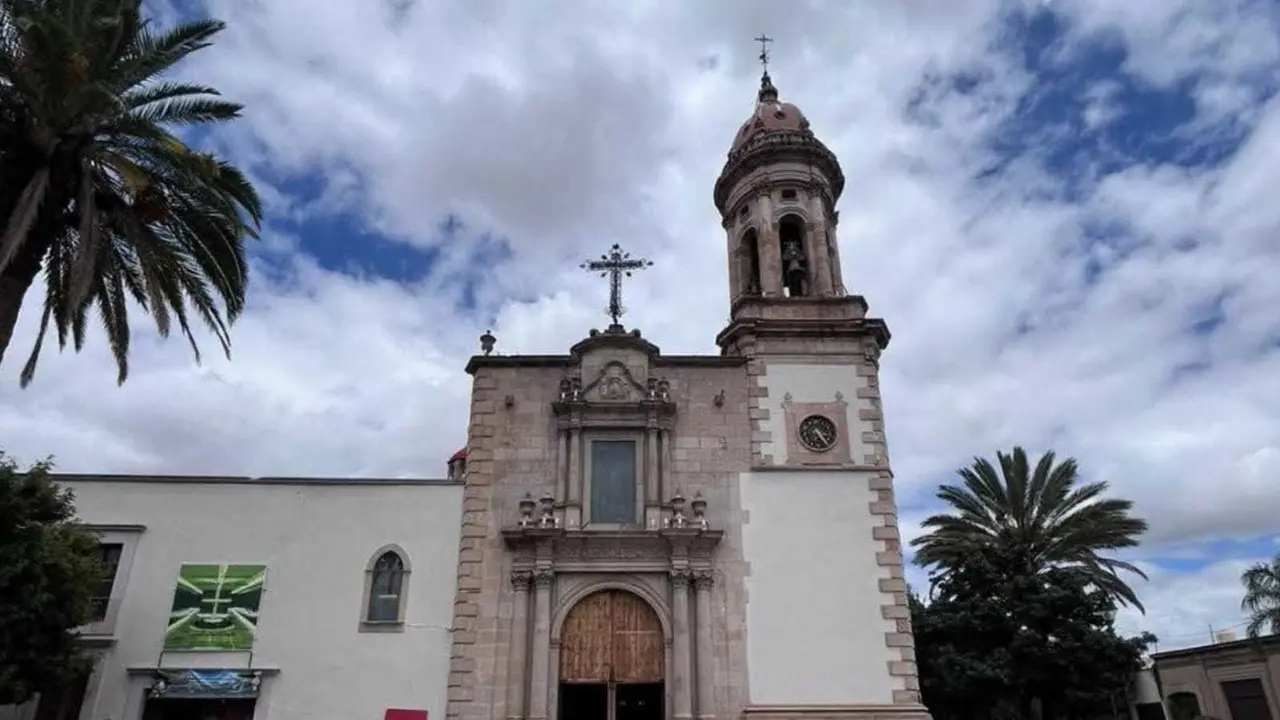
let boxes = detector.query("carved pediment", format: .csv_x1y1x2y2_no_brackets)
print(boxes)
552,362,676,425
583,362,645,403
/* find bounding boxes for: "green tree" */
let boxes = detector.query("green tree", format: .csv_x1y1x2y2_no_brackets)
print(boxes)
912,447,1150,609
1240,553,1280,638
0,0,263,386
913,549,1155,720
0,452,105,705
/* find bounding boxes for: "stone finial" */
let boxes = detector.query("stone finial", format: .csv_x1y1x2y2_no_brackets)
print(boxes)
671,490,688,528
518,494,536,527
691,492,708,530
538,492,557,527
480,329,496,356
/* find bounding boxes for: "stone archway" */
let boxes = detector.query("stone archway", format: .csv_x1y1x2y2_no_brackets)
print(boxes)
559,590,664,720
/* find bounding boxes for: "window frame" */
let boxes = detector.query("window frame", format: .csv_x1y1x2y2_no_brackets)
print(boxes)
89,543,123,623
359,545,412,633
81,525,144,638
582,432,645,529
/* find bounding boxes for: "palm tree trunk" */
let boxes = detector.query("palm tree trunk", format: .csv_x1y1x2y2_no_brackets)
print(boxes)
0,242,45,366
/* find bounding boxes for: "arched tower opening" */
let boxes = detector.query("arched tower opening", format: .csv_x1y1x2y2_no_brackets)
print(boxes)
778,214,808,298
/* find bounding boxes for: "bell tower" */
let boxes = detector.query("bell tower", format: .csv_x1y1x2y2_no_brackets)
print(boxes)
714,65,886,359
712,45,929,720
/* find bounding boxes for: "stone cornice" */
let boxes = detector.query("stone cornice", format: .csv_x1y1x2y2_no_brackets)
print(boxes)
717,315,891,353
715,130,845,213
501,527,723,570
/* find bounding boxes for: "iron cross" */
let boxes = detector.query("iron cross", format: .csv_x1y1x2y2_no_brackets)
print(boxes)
581,243,652,329
755,34,774,74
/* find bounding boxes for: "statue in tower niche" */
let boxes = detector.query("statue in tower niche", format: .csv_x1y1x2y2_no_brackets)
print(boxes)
782,236,807,298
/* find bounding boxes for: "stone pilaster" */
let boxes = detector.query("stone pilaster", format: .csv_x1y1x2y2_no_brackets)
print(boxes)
527,570,554,720
445,369,500,720
556,431,569,503
672,570,695,720
857,342,922,706
506,571,532,720
694,570,716,720
567,427,582,504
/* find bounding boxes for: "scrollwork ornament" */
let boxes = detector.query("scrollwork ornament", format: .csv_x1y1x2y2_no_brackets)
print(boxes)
670,569,692,590
533,569,556,590
693,570,715,591
511,569,533,592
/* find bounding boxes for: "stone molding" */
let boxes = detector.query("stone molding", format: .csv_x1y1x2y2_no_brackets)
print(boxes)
503,527,723,573
715,129,845,213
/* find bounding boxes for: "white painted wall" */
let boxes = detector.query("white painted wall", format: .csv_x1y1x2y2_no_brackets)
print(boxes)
740,359,900,705
9,478,463,720
756,363,876,464
739,469,901,705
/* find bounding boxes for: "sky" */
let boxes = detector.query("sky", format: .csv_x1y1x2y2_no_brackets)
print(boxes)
2,0,1279,652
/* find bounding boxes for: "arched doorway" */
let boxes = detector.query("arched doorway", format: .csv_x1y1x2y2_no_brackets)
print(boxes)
559,590,664,720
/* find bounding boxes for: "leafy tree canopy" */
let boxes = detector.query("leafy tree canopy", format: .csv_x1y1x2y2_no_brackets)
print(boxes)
912,447,1150,610
914,549,1155,720
0,452,104,705
0,0,263,386
1240,553,1280,638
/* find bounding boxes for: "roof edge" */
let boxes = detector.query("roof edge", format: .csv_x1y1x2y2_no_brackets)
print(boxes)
1151,634,1280,661
53,474,462,487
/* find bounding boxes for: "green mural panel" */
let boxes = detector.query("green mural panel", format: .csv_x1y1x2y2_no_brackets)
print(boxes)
164,564,267,651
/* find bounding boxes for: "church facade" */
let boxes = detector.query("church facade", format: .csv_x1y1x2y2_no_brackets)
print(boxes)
444,71,925,720
2,71,925,720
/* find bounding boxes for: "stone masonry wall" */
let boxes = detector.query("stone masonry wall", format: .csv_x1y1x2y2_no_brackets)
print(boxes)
445,356,756,720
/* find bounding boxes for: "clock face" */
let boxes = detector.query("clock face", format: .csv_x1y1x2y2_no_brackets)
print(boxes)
797,414,838,453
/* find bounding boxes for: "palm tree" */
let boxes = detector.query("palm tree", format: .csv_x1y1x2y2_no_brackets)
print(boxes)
911,446,1150,610
1240,554,1280,638
0,0,262,386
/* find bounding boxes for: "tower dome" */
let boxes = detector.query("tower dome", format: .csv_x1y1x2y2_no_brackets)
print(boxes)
730,74,811,150
713,73,844,215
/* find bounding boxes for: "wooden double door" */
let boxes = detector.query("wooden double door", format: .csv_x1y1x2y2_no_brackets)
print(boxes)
559,590,665,720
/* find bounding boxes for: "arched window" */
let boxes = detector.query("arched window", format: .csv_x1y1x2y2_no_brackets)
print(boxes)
1167,692,1201,720
361,546,411,630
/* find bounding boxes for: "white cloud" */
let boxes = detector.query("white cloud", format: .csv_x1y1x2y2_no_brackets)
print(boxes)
2,0,1278,631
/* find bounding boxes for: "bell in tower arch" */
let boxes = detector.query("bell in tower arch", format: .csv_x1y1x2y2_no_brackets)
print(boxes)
779,215,809,298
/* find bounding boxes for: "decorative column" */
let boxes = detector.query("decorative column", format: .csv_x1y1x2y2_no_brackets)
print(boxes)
646,422,660,503
672,570,695,720
693,570,715,720
758,226,783,297
527,569,555,720
506,570,533,720
660,429,672,499
827,225,846,294
807,221,833,296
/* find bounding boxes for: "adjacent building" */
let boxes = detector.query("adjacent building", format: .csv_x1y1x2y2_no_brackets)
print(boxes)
1,475,463,720
1151,634,1280,720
